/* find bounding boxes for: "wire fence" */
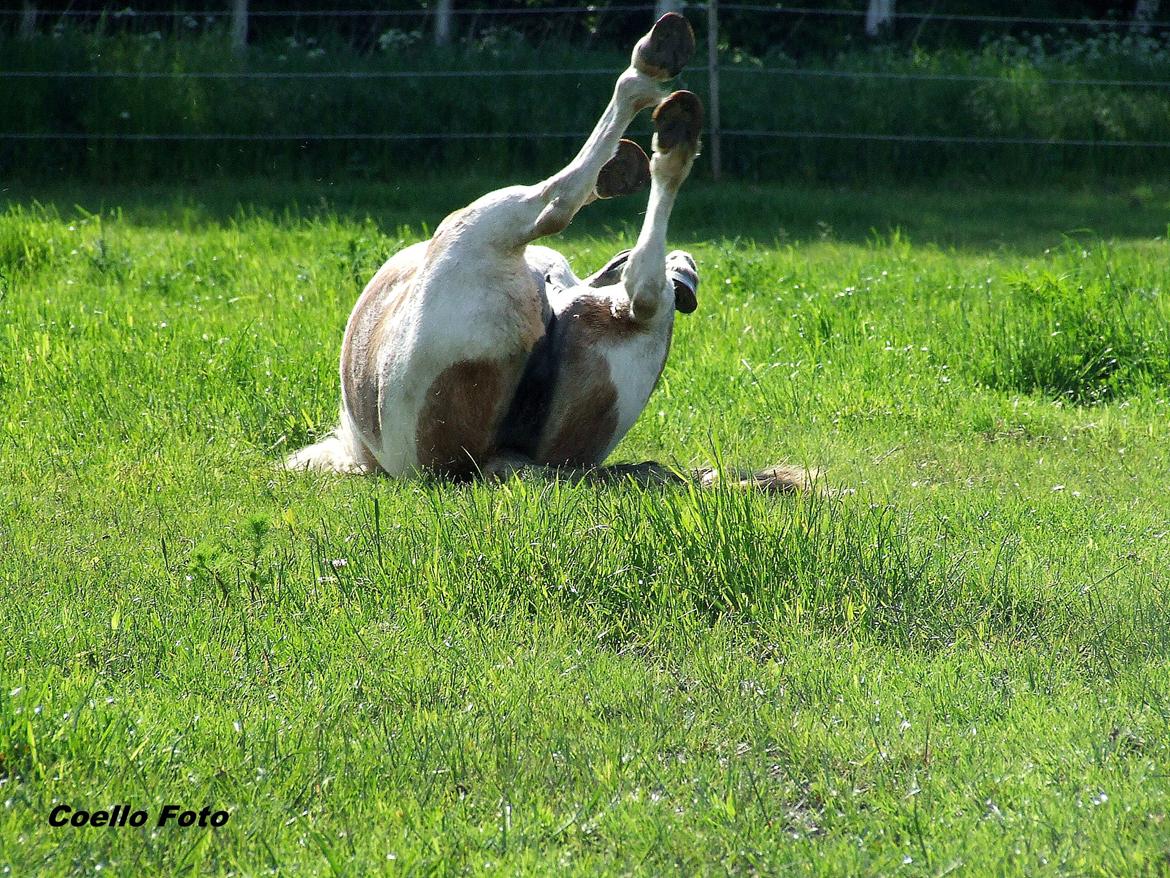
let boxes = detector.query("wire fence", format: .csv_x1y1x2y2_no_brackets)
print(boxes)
0,68,620,78
720,4,1170,29
0,131,593,141
5,2,1170,178
7,66,1170,89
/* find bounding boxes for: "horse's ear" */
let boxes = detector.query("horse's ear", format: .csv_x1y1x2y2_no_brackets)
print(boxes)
585,249,632,288
668,262,698,314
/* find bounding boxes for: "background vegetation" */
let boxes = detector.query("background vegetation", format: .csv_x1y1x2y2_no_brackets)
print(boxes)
3,1,1170,182
1,1,1157,52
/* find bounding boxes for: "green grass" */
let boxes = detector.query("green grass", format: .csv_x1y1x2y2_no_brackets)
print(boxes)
1,179,1169,875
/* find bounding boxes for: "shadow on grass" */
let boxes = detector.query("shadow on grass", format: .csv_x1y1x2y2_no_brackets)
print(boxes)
3,176,1169,253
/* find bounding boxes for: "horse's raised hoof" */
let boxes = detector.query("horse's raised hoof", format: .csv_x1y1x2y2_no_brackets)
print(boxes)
595,139,651,199
652,90,704,153
633,12,696,80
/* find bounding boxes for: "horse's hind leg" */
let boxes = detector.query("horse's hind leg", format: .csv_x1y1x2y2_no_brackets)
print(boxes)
431,14,694,254
620,89,704,320
527,13,695,239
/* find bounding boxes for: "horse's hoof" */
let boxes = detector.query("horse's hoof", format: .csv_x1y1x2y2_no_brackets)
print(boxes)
652,90,704,153
633,12,695,80
595,139,651,199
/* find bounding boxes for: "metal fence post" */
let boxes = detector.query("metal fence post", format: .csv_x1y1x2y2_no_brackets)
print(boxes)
706,0,722,180
230,0,248,54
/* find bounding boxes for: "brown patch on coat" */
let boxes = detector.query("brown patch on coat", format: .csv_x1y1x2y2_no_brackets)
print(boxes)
340,259,419,445
540,349,619,466
564,296,650,341
415,359,504,477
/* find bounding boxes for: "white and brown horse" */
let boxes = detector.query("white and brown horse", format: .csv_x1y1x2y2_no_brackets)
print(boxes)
287,14,813,493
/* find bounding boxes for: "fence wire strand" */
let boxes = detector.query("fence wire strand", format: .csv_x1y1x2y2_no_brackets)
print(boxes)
6,130,1169,148
719,4,1170,29
6,66,1170,90
722,67,1170,89
0,131,591,141
723,130,1170,148
0,68,619,79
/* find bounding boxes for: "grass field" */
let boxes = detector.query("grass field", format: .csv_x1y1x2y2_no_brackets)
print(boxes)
1,178,1169,875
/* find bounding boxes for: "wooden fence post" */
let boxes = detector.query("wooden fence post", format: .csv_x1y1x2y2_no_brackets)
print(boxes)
707,0,722,181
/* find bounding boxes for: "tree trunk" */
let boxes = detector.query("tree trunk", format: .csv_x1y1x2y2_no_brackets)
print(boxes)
18,1,36,40
434,0,454,47
1132,0,1159,34
865,0,895,38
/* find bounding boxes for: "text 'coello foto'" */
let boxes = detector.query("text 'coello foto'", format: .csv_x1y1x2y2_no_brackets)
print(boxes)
48,805,230,828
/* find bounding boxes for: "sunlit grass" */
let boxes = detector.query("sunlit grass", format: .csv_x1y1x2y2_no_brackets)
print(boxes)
0,183,1168,875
